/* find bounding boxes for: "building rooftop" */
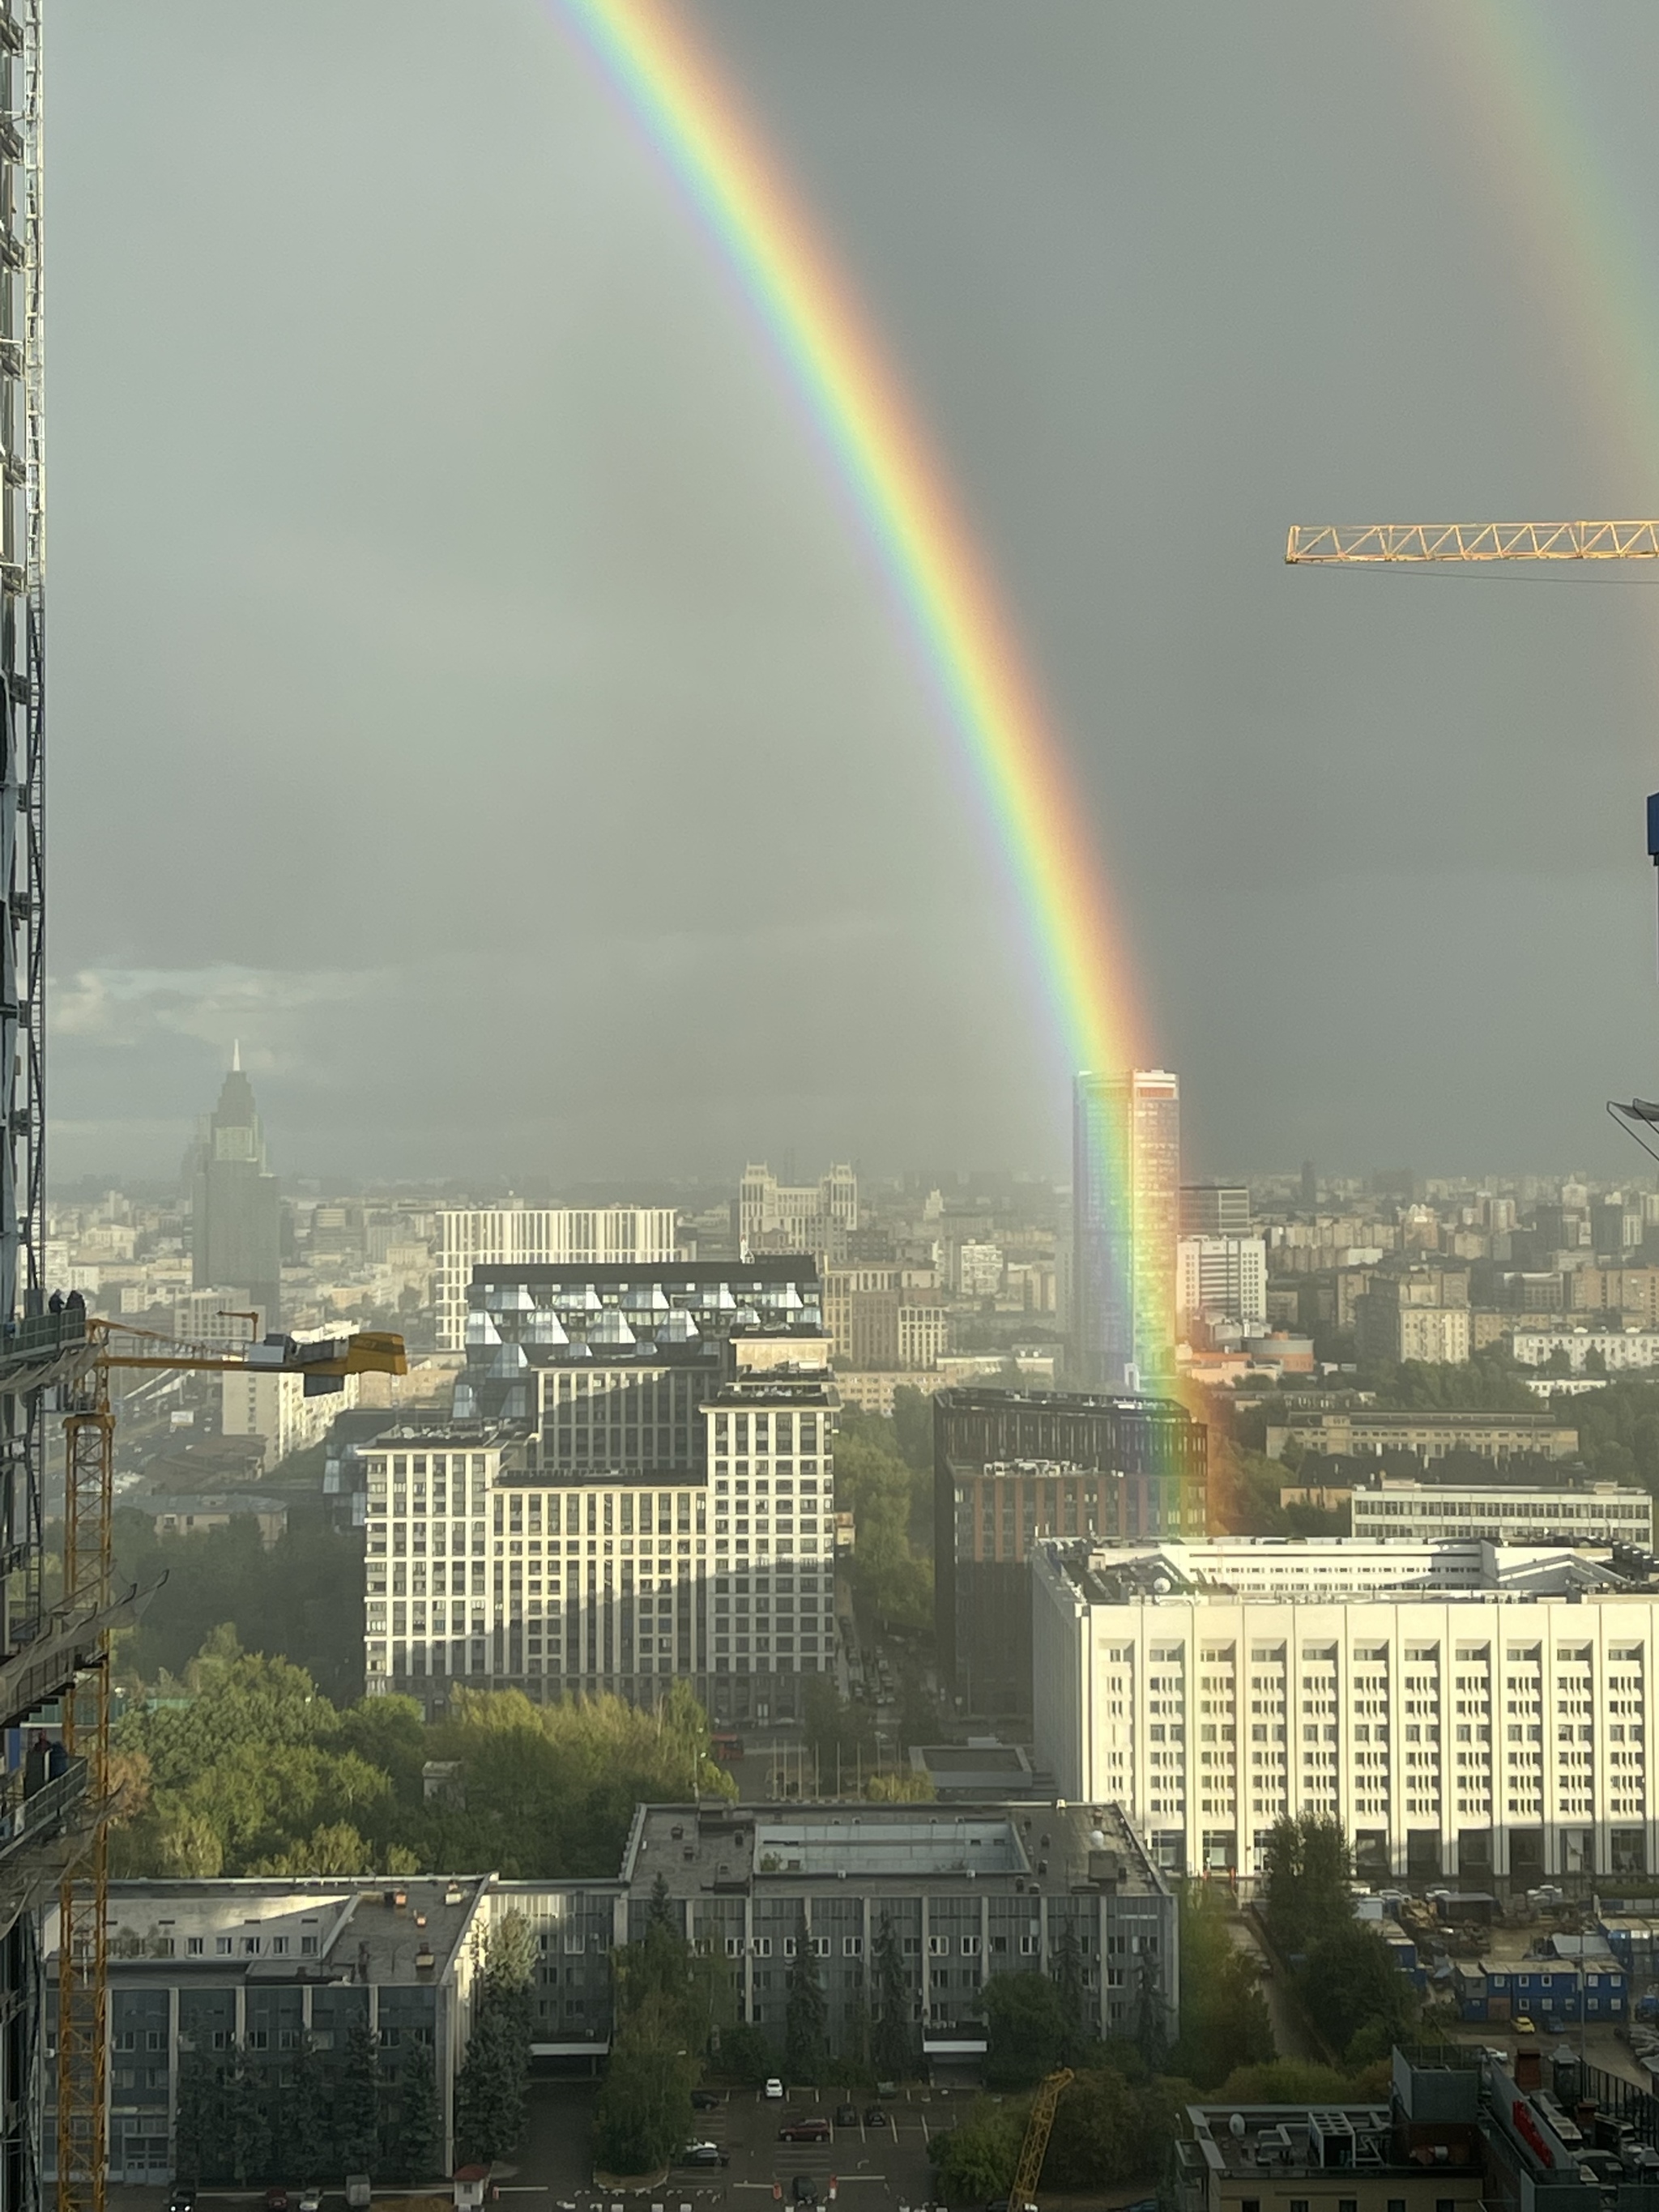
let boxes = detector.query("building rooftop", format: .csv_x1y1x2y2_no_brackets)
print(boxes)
96,1875,490,1984
1047,1536,1645,1606
1182,2103,1400,2182
619,1799,1167,1902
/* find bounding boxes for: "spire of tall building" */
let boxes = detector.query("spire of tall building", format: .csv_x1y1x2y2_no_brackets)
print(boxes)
189,1055,281,1328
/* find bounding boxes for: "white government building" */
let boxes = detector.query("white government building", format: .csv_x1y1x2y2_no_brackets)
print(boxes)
1033,1536,1657,1886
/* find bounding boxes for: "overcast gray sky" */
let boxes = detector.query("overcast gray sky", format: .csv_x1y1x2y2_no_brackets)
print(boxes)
42,1,1659,1187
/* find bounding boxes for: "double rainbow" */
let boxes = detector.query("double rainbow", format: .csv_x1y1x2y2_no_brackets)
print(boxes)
549,0,1148,1195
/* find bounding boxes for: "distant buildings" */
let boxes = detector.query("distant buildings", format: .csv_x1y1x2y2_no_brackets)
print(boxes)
221,1358,360,1473
1073,1068,1179,1387
932,1385,1208,1715
188,1051,280,1328
1180,1182,1251,1238
738,1162,858,1256
1177,1234,1268,1330
1355,1264,1471,1365
821,1264,949,1371
1512,1327,1659,1373
1265,1409,1579,1463
434,1205,677,1349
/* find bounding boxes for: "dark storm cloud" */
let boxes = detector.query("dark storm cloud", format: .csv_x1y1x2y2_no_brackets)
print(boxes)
43,1,1659,1183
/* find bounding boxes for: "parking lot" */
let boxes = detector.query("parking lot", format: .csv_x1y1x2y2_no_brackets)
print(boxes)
519,2078,954,2210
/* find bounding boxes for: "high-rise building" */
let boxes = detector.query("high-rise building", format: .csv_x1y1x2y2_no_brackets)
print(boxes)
369,1255,838,1724
189,1051,280,1329
932,1386,1208,1713
1179,1183,1251,1238
1176,1235,1269,1328
434,1206,678,1349
1073,1069,1179,1387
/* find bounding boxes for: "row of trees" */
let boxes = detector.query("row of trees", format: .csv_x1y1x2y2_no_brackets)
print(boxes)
831,1398,932,1632
109,1633,734,1880
174,2022,440,2185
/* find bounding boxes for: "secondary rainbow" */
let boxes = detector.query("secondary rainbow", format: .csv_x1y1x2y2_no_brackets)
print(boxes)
548,0,1149,1146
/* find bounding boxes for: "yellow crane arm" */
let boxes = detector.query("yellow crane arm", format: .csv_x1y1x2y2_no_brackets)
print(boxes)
1009,2066,1073,2211
1286,519,1659,563
96,1327,408,1378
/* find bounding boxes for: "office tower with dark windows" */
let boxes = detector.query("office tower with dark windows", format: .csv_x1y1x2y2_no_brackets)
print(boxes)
1072,1069,1179,1389
932,1386,1207,1715
188,1050,281,1328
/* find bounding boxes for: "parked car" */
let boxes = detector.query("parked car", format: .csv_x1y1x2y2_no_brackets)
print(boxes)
876,2081,898,2097
680,2145,729,2168
298,2191,324,2212
167,2189,195,2212
764,2078,786,2100
779,2116,832,2143
266,2189,291,2212
864,2106,889,2129
692,2091,723,2111
792,2180,820,2205
834,2105,859,2128
1514,2015,1538,2036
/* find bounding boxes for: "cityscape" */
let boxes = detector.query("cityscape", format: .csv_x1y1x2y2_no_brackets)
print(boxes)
10,7,1659,2212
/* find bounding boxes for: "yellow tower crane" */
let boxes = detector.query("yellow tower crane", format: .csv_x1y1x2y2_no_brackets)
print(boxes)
1285,514,1659,1156
53,1317,408,2212
1006,2066,1074,2212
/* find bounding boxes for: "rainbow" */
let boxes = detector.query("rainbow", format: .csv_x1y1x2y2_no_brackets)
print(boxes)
546,0,1157,1368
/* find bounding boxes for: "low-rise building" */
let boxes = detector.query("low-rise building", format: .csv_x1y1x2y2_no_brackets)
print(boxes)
1350,1473,1651,1550
53,1801,1176,2184
1265,1410,1580,1463
1512,1328,1659,1373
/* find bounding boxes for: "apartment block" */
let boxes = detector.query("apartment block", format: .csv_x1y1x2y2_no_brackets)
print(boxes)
434,1207,678,1349
1177,1235,1268,1328
220,1361,360,1473
1512,1328,1659,1374
1356,1268,1472,1366
1033,1536,1659,1882
932,1387,1208,1715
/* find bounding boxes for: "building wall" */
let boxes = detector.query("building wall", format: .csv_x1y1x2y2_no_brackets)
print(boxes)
1351,1485,1653,1549
1177,1236,1268,1328
220,1366,360,1473
435,1208,679,1349
1073,1070,1179,1388
1033,1550,1658,1882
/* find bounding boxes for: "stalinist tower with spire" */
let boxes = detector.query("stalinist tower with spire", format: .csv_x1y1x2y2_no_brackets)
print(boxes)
188,1043,282,1328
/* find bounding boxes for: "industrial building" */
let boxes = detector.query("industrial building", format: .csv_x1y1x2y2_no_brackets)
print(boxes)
1032,1536,1659,1884
932,1387,1208,1715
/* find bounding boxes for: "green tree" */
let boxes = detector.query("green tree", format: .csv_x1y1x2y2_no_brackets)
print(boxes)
983,1971,1070,2087
784,1908,829,2082
871,1913,915,2083
1260,1815,1351,1957
393,2037,443,2183
454,1916,537,2163
932,2095,1026,2201
173,2050,224,2184
592,1993,697,2176
1302,1918,1418,2061
1049,1925,1092,2065
336,2016,381,2177
1168,1886,1274,2089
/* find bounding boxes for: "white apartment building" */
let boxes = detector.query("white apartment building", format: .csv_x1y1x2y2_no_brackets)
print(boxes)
363,1377,838,1722
957,1242,1004,1299
1033,1536,1658,1885
220,1363,359,1473
1512,1328,1659,1374
1177,1235,1268,1328
436,1208,678,1349
1350,1477,1653,1550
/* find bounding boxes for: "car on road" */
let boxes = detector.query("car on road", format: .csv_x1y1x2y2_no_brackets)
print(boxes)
834,2105,859,2127
779,2116,832,2143
792,2180,820,2205
864,2105,889,2128
764,2078,786,2099
167,2189,195,2212
692,2090,723,2110
680,2144,729,2167
1514,2015,1538,2036
266,2189,290,2212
